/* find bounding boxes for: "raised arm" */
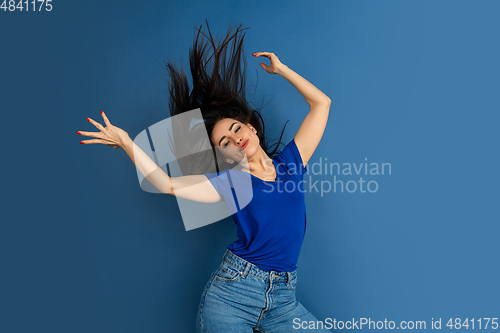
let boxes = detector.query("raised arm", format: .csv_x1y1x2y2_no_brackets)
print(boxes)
253,52,331,166
78,111,221,203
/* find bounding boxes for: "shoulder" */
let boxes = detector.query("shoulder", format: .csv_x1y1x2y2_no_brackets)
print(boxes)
273,138,307,175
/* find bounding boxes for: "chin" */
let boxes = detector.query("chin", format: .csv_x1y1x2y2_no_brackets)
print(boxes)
243,145,257,161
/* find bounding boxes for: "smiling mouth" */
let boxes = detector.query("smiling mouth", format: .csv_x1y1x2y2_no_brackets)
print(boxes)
241,139,249,149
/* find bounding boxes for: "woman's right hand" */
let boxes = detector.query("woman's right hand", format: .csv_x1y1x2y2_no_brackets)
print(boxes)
77,111,130,149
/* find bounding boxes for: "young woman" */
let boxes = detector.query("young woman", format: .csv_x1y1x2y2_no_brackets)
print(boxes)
78,21,331,332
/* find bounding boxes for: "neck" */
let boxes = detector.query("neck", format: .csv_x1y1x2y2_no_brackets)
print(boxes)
245,147,274,174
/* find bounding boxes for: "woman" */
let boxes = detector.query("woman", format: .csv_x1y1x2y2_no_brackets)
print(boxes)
78,21,332,332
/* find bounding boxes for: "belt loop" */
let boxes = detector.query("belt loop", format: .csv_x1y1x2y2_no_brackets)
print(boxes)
242,262,251,278
287,272,291,285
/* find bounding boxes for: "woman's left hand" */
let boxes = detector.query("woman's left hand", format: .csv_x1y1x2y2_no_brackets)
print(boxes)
252,52,285,74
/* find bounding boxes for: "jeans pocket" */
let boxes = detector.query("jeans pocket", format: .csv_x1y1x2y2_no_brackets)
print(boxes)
214,262,242,283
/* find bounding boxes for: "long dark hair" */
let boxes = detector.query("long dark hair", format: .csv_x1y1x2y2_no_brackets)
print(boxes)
164,19,288,175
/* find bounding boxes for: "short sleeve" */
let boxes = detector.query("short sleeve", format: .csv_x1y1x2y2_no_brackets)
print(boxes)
204,169,253,214
204,169,230,196
274,138,307,176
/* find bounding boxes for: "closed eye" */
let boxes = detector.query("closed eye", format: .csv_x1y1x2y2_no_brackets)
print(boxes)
223,126,241,148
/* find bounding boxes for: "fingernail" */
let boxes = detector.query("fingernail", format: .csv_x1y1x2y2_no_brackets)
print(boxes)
86,118,90,121
80,141,84,144
76,131,81,135
100,110,103,114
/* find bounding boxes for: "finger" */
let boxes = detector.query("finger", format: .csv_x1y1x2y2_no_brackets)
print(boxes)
253,52,271,57
257,52,276,59
86,117,105,131
100,110,112,127
97,137,119,145
80,139,109,145
76,130,103,138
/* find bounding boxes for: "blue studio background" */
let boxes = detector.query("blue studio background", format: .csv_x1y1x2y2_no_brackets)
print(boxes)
1,0,499,332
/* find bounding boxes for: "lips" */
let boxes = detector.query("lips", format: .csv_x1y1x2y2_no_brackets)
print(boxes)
241,139,249,149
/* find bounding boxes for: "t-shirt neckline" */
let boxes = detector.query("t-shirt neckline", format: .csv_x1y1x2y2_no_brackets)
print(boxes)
248,158,278,182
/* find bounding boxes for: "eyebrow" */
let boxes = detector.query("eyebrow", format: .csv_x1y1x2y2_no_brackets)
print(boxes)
218,122,238,146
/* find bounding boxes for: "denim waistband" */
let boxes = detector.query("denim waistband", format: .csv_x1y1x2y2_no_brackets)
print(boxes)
221,249,297,283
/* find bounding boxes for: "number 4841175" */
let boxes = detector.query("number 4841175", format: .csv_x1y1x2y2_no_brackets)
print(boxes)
1,0,53,12
446,318,498,330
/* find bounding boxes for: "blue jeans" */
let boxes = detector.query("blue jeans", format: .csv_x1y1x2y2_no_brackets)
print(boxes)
196,249,331,332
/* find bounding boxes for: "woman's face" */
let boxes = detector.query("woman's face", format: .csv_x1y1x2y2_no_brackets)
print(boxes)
210,118,259,163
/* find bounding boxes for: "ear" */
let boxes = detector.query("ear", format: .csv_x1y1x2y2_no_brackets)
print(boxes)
246,123,257,133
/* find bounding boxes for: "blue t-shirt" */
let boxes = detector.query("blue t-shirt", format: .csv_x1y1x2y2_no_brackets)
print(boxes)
205,138,307,272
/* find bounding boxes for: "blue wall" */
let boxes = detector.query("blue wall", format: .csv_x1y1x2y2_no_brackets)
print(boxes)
1,0,499,332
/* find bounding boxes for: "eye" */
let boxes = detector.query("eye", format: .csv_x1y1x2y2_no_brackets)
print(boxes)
222,126,241,148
